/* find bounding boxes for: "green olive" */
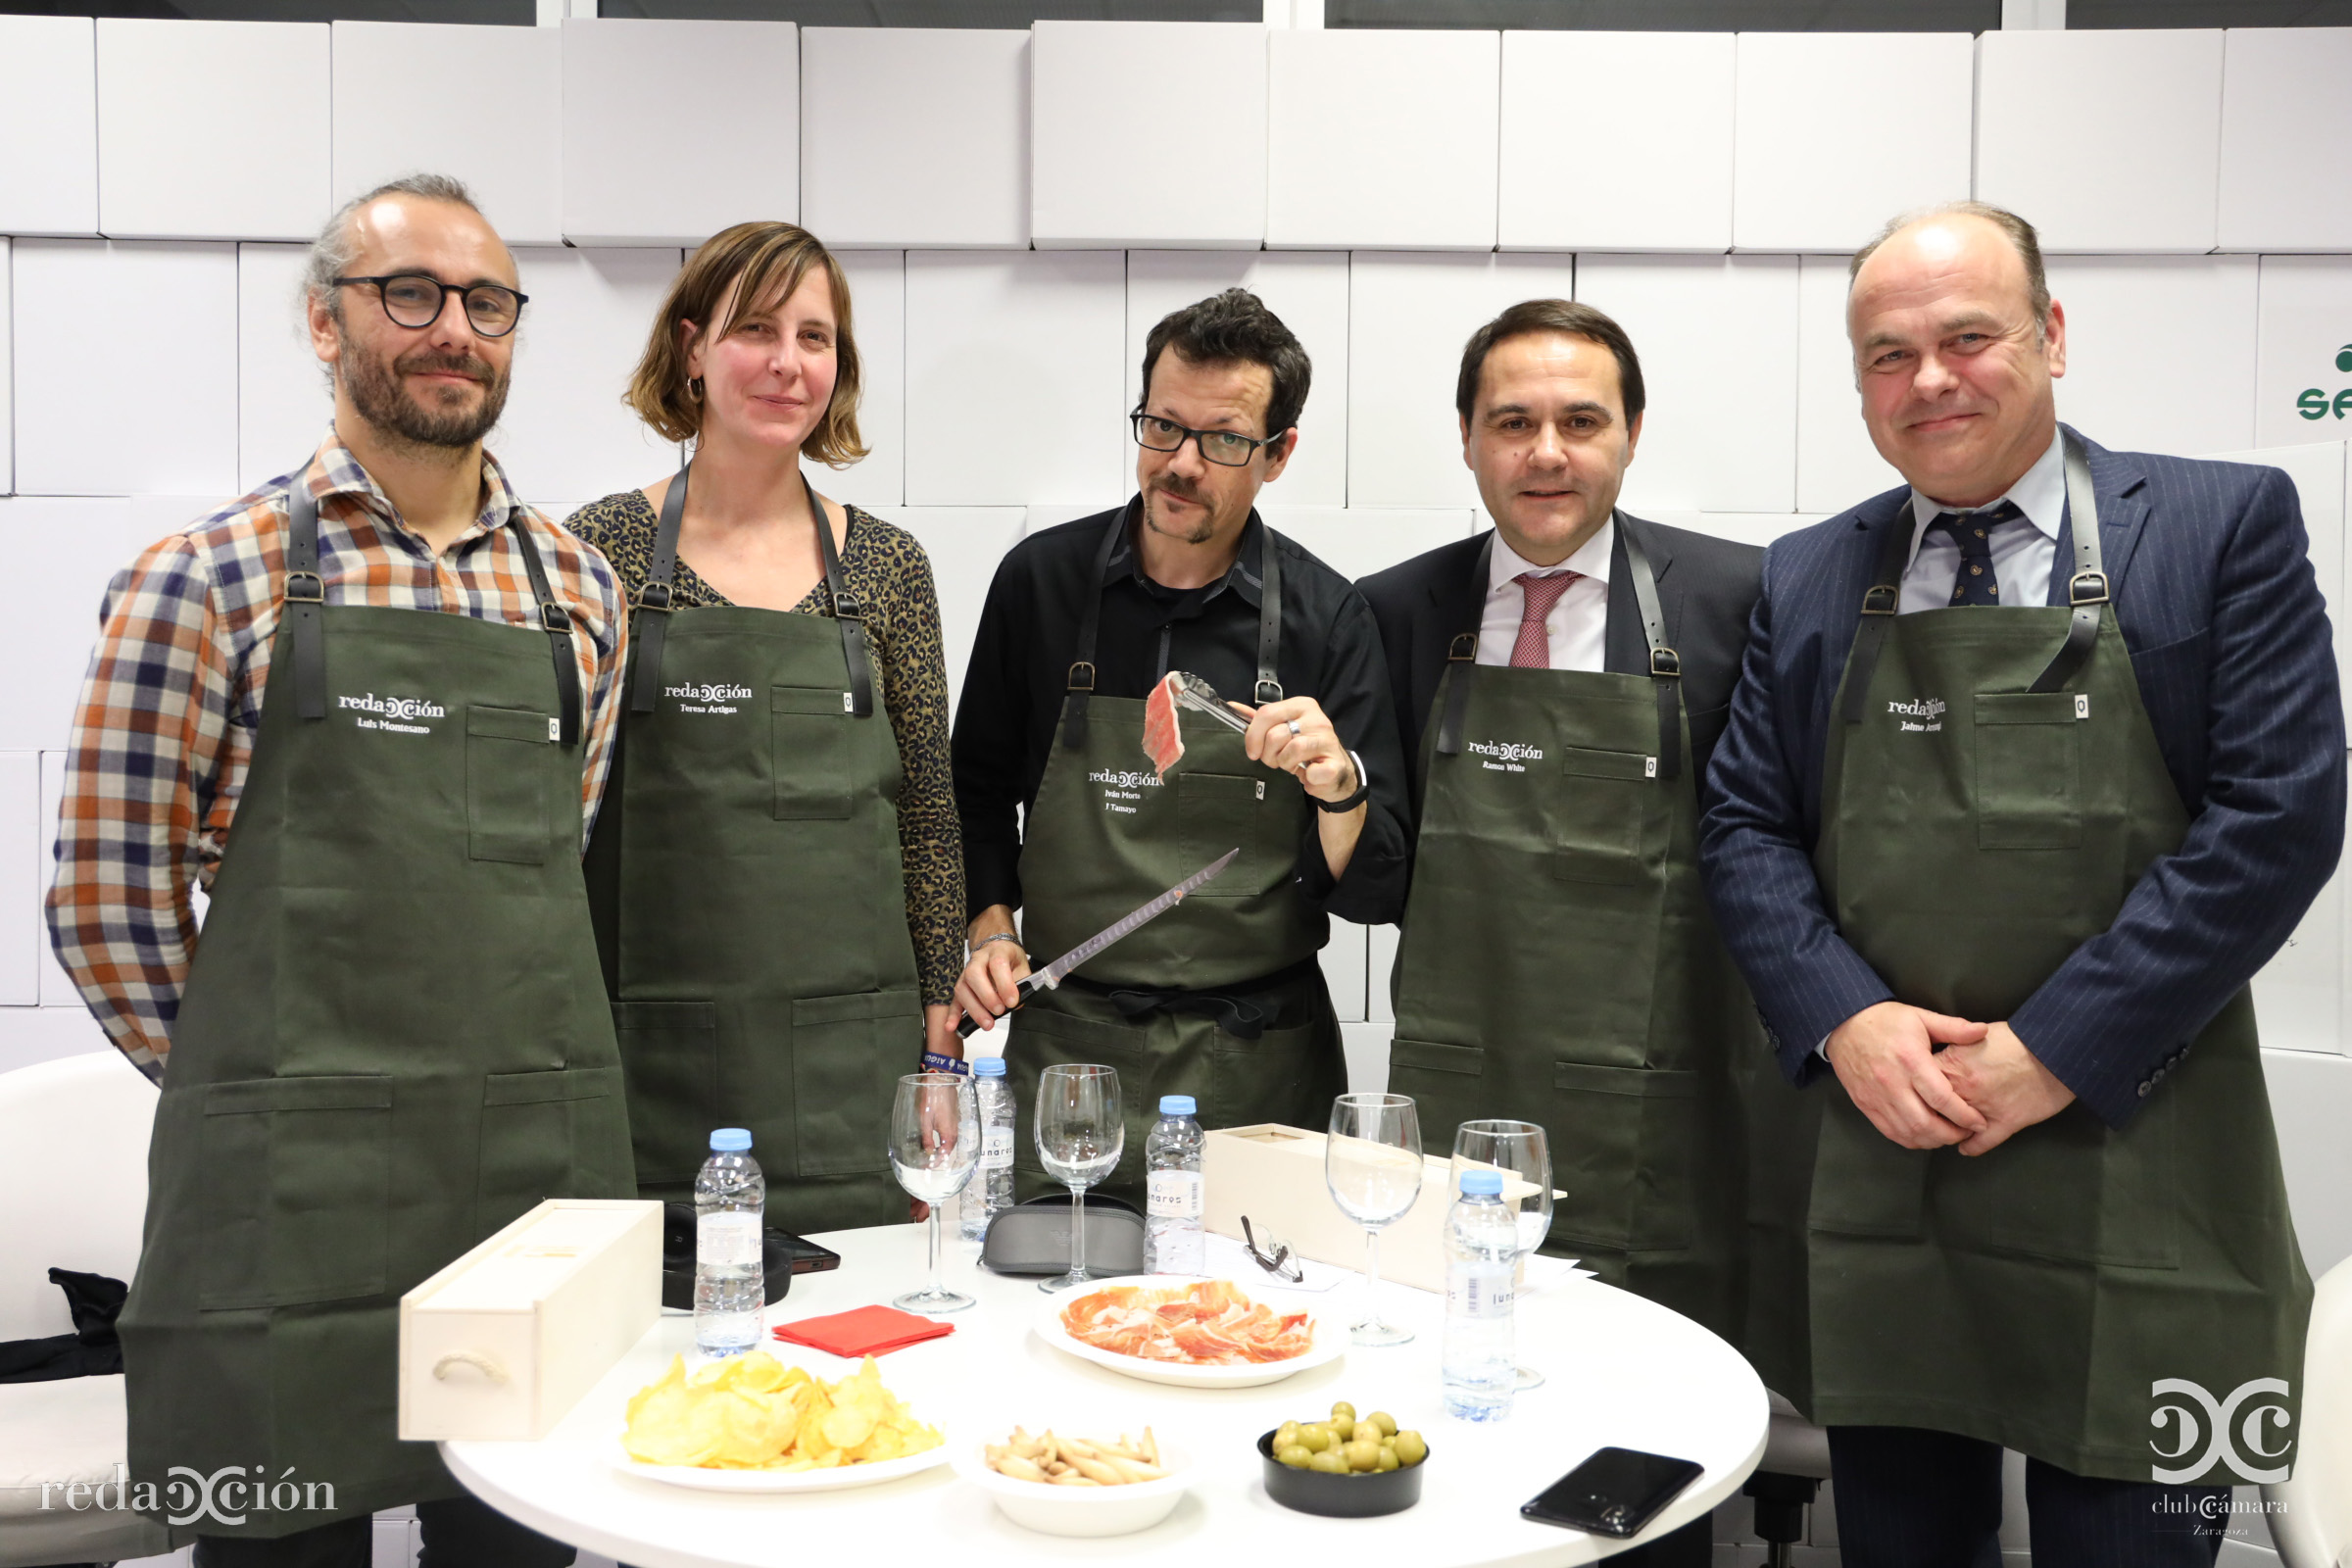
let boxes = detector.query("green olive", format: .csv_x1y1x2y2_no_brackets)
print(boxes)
1274,1421,1301,1451
1277,1444,1314,1469
1329,1400,1357,1422
1296,1423,1332,1453
1392,1430,1428,1467
1327,1417,1354,1444
1308,1449,1349,1475
1345,1439,1381,1472
1364,1410,1398,1438
1374,1445,1400,1472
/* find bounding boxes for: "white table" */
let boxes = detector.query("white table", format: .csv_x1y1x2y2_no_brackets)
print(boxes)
445,1225,1767,1567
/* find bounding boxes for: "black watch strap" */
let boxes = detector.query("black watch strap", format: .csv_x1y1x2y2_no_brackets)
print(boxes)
1311,752,1370,813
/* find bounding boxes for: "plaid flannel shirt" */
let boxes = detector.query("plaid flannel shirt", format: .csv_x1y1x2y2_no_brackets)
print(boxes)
45,430,629,1081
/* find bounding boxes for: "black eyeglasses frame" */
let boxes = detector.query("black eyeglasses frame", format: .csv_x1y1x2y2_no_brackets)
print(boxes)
333,273,530,339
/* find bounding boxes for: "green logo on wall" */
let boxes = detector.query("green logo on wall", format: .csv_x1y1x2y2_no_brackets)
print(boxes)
2302,345,2352,418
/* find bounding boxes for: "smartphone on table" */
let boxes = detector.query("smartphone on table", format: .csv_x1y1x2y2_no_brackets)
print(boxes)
1520,1446,1704,1538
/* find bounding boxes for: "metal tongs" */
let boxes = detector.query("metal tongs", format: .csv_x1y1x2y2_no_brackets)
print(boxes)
1240,1215,1305,1283
1169,670,1252,734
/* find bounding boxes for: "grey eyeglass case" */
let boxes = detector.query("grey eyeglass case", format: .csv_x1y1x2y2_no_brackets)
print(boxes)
980,1193,1147,1277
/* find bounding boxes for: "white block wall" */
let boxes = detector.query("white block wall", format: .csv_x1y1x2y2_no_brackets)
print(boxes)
4,17,2352,1293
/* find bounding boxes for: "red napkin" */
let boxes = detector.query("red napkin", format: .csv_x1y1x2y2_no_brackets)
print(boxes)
772,1304,955,1357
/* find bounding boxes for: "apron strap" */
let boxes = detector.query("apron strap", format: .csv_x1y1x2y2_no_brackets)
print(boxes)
285,481,328,721
1435,532,1495,758
1252,517,1285,706
1059,507,1127,751
1620,516,1684,782
2026,430,2108,695
628,462,689,715
513,517,584,749
812,472,876,718
1839,507,1918,724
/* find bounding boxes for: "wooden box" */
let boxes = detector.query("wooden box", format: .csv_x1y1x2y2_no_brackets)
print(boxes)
398,1199,662,1442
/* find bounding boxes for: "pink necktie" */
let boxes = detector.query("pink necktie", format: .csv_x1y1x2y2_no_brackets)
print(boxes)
1511,571,1581,669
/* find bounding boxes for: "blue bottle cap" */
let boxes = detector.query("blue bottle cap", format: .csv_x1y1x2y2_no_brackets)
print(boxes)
1159,1095,1198,1116
1459,1169,1504,1196
710,1127,753,1152
972,1055,1007,1077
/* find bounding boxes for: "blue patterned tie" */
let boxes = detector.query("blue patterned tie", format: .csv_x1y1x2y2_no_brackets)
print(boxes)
1930,501,2023,607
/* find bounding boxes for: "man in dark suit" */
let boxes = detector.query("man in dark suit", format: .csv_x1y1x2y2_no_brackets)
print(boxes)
1700,202,2337,1567
1358,301,1764,1565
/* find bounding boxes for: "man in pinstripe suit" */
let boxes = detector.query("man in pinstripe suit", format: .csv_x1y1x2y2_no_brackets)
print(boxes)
1700,202,2339,1565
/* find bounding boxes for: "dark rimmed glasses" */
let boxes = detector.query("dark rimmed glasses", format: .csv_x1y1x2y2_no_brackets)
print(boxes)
334,273,528,338
1131,413,1280,468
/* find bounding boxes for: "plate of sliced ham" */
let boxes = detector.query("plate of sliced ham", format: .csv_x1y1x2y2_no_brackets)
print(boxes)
1035,1277,1344,1389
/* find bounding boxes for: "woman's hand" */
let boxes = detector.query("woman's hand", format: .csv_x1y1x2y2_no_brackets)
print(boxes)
955,906,1031,1033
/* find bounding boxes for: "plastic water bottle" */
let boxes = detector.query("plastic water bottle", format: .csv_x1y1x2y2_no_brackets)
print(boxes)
1143,1095,1206,1276
958,1057,1015,1242
1442,1169,1517,1422
694,1128,763,1358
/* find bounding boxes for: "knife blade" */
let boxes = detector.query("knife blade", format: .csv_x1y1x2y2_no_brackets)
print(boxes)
956,848,1241,1038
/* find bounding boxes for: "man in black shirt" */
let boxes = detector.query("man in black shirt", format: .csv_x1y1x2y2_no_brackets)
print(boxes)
953,289,1407,1207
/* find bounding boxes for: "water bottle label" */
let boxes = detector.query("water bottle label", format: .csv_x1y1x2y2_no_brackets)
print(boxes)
982,1125,1013,1169
1147,1170,1203,1219
1448,1264,1514,1320
699,1211,761,1267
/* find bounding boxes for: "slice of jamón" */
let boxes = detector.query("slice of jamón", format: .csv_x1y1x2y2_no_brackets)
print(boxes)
1143,670,1186,778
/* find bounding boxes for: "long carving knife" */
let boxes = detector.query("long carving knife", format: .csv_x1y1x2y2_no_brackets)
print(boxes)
956,848,1241,1038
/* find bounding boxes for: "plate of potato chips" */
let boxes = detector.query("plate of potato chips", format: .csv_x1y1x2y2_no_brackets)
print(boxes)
612,1350,950,1493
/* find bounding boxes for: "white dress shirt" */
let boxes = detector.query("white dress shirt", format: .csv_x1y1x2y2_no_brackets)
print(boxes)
1898,428,2067,613
1476,517,1615,670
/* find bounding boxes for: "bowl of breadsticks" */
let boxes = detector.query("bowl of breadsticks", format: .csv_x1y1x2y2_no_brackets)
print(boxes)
952,1422,1197,1537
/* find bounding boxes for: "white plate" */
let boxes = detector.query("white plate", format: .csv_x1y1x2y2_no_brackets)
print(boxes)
611,1440,951,1494
1033,1277,1344,1389
953,1433,1196,1538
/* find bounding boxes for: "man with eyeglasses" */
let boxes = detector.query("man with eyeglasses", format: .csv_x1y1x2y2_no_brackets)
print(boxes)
48,173,629,1567
953,288,1408,1204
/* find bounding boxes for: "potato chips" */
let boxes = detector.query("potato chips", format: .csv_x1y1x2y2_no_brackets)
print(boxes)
622,1351,942,1470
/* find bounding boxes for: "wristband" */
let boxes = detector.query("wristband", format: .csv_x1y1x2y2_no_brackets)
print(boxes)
1311,750,1371,814
970,932,1025,958
920,1051,970,1075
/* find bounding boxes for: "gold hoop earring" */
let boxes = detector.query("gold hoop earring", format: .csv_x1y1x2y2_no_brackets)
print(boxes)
687,377,704,402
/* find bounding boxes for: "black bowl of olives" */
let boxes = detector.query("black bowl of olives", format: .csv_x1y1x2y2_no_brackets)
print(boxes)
1257,1401,1429,1518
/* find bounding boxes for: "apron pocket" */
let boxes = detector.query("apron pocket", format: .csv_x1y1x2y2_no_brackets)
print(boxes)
1806,1091,1929,1240
466,707,555,864
1178,771,1287,901
1391,1039,1483,1077
1550,1061,1697,1251
1208,1018,1328,1135
1975,692,2082,851
1004,1006,1153,1187
791,989,921,1177
479,1065,628,1236
198,1076,393,1310
614,1001,720,1185
1549,747,1653,885
772,685,857,820
1931,1094,2180,1268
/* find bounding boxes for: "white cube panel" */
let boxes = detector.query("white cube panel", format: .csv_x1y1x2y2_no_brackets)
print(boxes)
1266,29,1498,252
0,754,41,1007
2045,257,2257,459
38,751,74,1009
0,240,10,496
2266,1047,2352,1274
1498,32,1732,254
904,252,1125,508
332,22,564,247
1975,29,2225,255
801,29,1029,249
2255,257,2352,450
1346,253,1578,509
0,18,98,237
1367,922,1398,1025
14,242,238,498
2218,29,2352,254
240,243,332,495
495,247,684,512
1256,507,1477,585
1031,22,1264,250
1577,254,1801,515
1023,505,1100,535
1795,253,1904,515
825,250,905,512
1642,512,1830,551
863,508,1024,714
1125,252,1348,508
96,20,329,242
1340,1019,1393,1097
0,497,225,757
563,20,798,246
1734,33,1972,255
1323,918,1369,1024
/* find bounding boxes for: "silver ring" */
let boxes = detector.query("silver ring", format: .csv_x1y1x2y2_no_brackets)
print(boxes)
1286,718,1302,736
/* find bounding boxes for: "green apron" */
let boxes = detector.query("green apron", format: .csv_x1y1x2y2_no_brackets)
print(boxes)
586,465,919,1233
1749,434,2311,1483
1388,523,1752,1345
1009,507,1343,1202
121,481,634,1536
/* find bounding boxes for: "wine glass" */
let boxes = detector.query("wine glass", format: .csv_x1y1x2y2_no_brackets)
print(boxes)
890,1071,979,1313
1326,1093,1423,1346
1452,1118,1551,1389
1036,1063,1123,1294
